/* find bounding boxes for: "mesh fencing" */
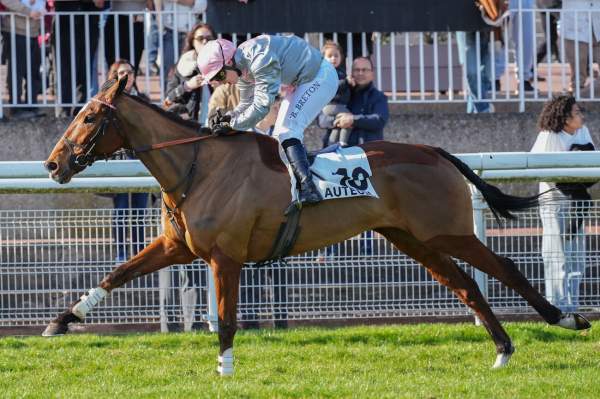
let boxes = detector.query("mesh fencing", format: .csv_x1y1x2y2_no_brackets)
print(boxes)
1,201,599,328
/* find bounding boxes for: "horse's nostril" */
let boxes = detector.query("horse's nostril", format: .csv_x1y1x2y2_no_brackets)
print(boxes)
44,161,58,172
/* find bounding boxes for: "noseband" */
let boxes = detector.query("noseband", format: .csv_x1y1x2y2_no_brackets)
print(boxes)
62,98,122,171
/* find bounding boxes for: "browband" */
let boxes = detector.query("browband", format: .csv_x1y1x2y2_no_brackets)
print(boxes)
91,98,116,110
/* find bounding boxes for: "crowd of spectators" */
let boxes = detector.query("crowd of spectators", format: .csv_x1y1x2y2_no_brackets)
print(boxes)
2,1,600,116
462,0,600,112
0,0,207,118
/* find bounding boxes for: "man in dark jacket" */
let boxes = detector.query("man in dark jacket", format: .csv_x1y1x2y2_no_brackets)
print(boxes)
324,56,389,257
326,56,389,146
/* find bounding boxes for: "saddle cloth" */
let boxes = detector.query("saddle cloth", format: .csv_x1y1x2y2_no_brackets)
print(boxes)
282,144,379,202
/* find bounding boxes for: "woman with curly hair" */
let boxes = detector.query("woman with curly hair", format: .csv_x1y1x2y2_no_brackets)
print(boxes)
531,95,596,312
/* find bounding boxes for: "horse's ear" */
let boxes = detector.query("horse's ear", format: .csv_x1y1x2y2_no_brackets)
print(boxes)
104,75,128,102
116,75,128,95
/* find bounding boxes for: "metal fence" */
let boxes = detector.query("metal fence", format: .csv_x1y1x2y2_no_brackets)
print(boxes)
1,203,599,329
3,5,600,117
2,151,600,329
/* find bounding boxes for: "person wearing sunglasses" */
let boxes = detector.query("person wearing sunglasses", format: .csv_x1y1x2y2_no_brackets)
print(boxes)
197,35,339,208
164,23,216,121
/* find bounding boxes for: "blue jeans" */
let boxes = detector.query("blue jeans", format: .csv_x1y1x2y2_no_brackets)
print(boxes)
146,15,159,66
113,193,150,260
161,28,187,90
457,31,492,113
495,41,507,83
510,0,535,82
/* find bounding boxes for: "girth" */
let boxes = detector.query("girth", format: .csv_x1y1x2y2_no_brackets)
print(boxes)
252,205,302,268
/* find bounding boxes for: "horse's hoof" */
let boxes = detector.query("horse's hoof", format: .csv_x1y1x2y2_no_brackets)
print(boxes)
41,321,69,337
492,352,512,369
556,313,591,330
492,344,514,369
41,310,82,337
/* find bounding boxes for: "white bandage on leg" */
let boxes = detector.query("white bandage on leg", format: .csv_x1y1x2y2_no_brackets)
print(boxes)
217,348,234,376
71,287,108,320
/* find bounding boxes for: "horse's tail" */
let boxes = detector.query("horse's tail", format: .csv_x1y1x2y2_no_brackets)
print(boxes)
433,147,540,222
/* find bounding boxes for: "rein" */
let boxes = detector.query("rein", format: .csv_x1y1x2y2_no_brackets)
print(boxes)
70,97,211,242
134,136,206,153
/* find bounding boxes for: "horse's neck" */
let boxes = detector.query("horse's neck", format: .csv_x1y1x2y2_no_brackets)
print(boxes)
115,96,210,194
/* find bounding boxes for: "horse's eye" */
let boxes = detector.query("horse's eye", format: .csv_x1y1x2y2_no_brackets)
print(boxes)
84,115,95,124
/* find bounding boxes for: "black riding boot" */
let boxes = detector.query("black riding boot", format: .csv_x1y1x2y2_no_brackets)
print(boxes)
282,139,322,206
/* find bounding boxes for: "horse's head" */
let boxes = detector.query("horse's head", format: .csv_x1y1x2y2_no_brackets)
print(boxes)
44,76,129,183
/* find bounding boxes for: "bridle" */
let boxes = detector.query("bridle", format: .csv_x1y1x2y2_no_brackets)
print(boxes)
62,98,123,171
63,96,213,241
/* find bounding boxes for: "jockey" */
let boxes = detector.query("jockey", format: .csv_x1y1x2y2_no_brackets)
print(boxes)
197,35,339,207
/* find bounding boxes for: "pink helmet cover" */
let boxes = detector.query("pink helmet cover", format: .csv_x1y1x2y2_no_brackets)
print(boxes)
197,39,237,84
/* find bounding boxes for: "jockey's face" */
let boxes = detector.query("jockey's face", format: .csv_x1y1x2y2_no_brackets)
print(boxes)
210,59,240,86
223,62,239,84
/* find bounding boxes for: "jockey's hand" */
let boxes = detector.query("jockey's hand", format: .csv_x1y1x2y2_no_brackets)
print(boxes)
212,123,233,136
208,109,233,135
209,108,231,128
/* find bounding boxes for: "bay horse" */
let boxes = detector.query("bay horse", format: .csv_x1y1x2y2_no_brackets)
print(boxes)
43,76,590,375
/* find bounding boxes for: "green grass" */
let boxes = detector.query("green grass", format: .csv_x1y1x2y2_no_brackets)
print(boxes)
0,322,599,398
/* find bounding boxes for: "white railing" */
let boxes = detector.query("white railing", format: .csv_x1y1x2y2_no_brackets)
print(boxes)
3,5,600,117
0,152,599,330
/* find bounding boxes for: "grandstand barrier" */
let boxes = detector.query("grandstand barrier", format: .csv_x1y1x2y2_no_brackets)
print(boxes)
1,152,599,332
0,6,598,118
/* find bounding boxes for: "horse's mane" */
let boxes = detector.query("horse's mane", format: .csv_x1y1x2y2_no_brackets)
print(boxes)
122,91,212,135
116,87,286,172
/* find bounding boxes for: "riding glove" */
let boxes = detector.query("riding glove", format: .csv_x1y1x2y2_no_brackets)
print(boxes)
208,109,233,135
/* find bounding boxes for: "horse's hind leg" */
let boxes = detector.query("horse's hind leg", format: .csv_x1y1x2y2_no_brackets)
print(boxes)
209,246,243,376
377,228,514,368
42,235,196,336
427,234,591,330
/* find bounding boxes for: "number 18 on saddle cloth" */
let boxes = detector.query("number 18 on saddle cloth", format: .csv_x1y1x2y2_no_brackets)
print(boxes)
280,146,380,202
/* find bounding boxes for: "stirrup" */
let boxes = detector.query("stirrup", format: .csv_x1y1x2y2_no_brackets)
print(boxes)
299,181,323,204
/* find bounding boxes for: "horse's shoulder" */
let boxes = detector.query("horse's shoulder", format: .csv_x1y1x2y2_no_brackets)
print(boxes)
361,141,440,168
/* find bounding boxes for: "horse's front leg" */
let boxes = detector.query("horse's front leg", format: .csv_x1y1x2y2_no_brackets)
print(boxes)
210,247,243,376
42,235,195,336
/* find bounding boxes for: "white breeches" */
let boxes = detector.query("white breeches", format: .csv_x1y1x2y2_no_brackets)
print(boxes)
272,59,338,143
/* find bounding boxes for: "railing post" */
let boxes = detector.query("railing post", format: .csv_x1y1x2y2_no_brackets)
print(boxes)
470,180,489,326
517,0,526,112
206,266,219,332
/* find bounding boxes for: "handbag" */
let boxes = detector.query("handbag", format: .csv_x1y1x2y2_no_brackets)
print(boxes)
476,0,509,26
477,0,499,21
555,142,596,236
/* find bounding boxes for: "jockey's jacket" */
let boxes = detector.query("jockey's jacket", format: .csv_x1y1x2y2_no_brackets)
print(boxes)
230,35,323,130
